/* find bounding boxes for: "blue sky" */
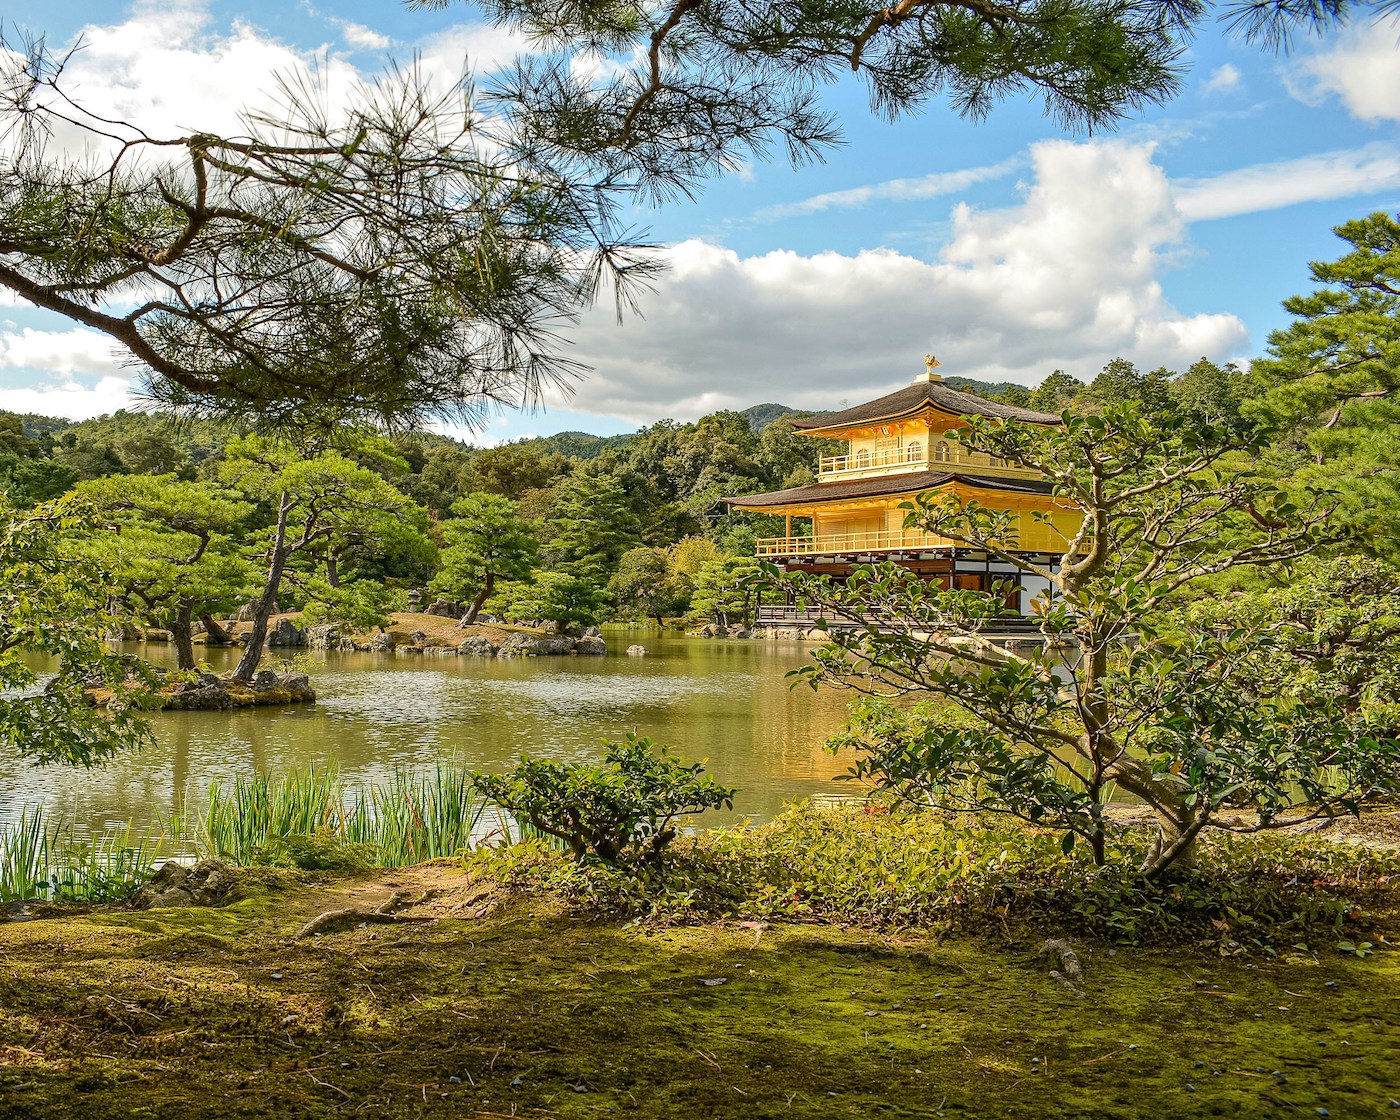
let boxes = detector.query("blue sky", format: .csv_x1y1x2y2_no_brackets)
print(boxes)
2,0,1398,442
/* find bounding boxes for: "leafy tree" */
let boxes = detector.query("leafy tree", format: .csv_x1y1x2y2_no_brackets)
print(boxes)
431,493,540,624
461,443,572,500
1183,555,1400,726
0,495,150,773
74,474,254,670
1251,211,1400,562
1086,357,1173,414
1172,357,1250,429
689,555,764,629
0,415,77,505
546,472,643,583
302,578,396,635
785,404,1398,878
608,546,687,625
0,39,654,426
498,571,608,631
219,435,422,679
1029,370,1086,412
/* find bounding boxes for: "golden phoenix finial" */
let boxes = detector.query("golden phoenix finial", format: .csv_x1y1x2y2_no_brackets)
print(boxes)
924,353,941,374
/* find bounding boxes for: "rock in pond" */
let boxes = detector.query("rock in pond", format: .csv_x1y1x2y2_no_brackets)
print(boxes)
457,636,497,657
575,636,607,656
370,631,395,652
267,618,304,648
626,644,648,656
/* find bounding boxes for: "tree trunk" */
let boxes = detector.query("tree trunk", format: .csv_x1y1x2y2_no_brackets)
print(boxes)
326,551,340,588
234,491,292,682
200,615,233,645
462,572,494,626
171,605,197,671
1141,812,1203,878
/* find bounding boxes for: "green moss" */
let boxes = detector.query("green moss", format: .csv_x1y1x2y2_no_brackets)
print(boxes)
1,882,1397,1119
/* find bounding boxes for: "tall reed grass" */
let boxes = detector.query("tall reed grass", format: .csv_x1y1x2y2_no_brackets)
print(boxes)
1,766,542,901
198,764,490,868
0,807,168,903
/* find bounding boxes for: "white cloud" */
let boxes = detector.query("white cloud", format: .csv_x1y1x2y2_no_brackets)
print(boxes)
754,157,1023,221
24,3,363,151
0,328,120,375
0,376,136,420
338,22,391,51
1173,143,1400,220
1202,64,1241,95
0,328,139,419
416,23,537,85
1289,15,1400,123
555,140,1248,423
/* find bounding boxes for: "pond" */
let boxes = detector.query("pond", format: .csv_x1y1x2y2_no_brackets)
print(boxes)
0,631,862,839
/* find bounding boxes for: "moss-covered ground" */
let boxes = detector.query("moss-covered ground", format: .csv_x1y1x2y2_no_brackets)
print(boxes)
2,864,1397,1120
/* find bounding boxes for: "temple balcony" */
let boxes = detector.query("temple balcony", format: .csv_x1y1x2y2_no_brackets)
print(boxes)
756,520,1071,559
817,443,1040,483
755,529,956,558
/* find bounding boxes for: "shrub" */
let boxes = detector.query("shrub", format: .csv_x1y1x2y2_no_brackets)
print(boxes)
473,803,1400,950
474,734,737,863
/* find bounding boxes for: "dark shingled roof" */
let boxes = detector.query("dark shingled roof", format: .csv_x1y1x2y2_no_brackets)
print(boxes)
725,470,1055,509
790,380,1059,431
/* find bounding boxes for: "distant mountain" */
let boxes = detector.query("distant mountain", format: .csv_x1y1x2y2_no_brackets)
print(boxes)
528,430,637,459
741,403,802,432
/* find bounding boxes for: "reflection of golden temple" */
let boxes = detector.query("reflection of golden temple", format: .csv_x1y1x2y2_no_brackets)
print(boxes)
724,359,1081,623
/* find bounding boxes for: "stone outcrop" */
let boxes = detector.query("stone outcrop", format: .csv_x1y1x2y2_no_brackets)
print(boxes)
370,632,396,652
267,618,304,648
425,598,460,617
159,670,317,711
305,623,341,650
498,632,574,658
457,636,497,656
134,860,234,909
575,636,607,656
234,599,280,622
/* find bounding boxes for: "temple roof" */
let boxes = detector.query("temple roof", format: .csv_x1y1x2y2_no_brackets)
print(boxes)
789,380,1059,432
725,470,1056,510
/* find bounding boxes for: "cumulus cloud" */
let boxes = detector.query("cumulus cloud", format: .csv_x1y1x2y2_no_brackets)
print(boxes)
1174,143,1400,220
1289,15,1400,123
0,328,121,375
753,158,1023,221
1202,64,1241,95
0,376,137,420
337,22,392,52
0,328,139,418
416,23,538,86
554,140,1248,423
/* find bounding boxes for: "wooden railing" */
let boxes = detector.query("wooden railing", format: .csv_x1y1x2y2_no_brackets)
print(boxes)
819,445,925,478
754,604,1044,633
817,444,1032,482
755,530,954,557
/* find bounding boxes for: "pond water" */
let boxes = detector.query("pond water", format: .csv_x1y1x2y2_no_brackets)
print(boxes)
0,631,863,838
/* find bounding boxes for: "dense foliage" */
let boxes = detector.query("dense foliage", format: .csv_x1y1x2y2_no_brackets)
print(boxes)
475,735,737,863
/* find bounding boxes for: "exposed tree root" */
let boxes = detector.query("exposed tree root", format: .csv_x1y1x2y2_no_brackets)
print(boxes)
1041,938,1085,996
297,890,439,938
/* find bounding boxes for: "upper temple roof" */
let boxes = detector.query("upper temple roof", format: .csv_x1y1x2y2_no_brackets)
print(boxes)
789,380,1060,433
724,470,1056,509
